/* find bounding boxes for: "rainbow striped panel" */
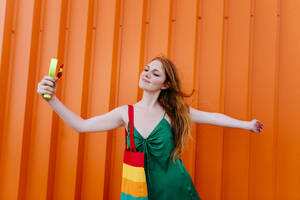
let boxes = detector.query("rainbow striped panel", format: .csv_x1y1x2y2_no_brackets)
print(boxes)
121,192,148,200
121,150,148,199
121,163,148,198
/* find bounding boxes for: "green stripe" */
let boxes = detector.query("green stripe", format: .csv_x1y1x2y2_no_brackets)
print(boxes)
121,192,148,200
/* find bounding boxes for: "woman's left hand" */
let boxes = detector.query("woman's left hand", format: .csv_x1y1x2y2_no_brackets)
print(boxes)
249,119,264,133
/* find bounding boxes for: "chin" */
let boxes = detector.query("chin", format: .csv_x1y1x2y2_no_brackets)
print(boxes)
139,85,147,91
138,83,148,90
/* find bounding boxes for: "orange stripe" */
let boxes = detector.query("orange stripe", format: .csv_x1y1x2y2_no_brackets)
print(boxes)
121,177,148,197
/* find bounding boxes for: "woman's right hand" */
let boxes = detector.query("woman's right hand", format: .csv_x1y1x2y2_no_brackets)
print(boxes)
37,76,58,101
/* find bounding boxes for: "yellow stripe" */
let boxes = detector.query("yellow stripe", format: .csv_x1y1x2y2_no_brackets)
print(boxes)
121,177,148,197
122,163,146,182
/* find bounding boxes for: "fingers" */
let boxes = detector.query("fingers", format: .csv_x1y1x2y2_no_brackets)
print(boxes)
250,119,264,133
38,80,54,89
44,75,57,81
37,84,55,94
43,76,57,86
45,85,55,92
257,121,264,128
39,88,53,95
37,76,58,99
255,121,264,133
41,79,55,87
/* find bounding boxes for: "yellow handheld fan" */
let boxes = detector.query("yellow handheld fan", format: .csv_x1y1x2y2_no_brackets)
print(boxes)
43,58,64,99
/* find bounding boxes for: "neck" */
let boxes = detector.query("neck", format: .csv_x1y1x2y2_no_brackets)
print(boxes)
136,90,161,110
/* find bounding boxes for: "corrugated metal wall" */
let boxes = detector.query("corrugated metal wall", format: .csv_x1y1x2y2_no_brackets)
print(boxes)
1,0,300,199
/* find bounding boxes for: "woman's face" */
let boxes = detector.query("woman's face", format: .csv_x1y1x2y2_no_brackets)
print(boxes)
139,59,169,92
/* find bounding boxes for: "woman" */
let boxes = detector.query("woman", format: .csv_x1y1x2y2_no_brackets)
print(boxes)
37,55,264,199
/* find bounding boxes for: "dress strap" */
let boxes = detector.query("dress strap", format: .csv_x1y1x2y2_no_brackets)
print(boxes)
163,111,166,118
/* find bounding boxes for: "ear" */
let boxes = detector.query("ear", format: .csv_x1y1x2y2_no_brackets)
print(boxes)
161,82,170,90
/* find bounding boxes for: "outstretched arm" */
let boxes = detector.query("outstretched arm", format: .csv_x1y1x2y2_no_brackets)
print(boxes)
189,106,264,133
80,105,126,133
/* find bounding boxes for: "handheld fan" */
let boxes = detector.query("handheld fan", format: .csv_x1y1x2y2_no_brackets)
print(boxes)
43,58,64,99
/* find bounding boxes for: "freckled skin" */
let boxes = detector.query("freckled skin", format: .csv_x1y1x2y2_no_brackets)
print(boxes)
128,59,171,139
138,60,169,92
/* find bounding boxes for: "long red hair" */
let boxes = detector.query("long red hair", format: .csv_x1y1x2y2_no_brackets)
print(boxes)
150,55,195,163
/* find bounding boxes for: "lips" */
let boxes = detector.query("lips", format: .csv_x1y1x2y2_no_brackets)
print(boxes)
142,78,150,83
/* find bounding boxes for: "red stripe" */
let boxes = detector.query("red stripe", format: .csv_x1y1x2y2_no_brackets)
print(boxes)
123,150,145,167
128,105,137,152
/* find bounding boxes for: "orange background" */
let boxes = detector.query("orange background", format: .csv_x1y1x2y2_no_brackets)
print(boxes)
1,0,300,199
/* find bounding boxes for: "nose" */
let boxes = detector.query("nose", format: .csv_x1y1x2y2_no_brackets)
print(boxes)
145,72,151,79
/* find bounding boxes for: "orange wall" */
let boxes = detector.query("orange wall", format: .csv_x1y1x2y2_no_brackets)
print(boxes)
1,0,300,199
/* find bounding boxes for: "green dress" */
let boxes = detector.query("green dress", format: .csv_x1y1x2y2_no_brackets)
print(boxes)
126,111,201,200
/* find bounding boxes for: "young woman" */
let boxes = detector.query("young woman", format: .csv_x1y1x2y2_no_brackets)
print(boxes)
37,55,264,199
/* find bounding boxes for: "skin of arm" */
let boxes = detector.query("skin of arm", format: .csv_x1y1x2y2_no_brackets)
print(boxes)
79,105,126,133
189,106,251,130
47,96,86,132
48,95,125,133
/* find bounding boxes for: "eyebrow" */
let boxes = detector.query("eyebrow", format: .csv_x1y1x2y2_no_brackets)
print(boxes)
146,65,161,73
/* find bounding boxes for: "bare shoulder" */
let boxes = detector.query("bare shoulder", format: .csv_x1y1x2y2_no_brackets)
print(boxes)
119,104,136,127
79,104,129,133
164,113,171,125
115,104,129,127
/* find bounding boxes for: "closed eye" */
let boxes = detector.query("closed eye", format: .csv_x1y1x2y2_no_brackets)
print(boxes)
144,68,159,76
